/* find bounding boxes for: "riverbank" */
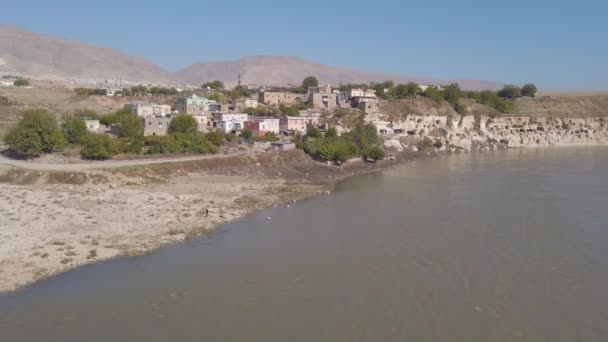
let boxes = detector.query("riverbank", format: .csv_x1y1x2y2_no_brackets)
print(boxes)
0,149,413,293
0,133,603,293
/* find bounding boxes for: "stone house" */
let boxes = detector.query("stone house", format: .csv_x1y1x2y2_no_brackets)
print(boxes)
244,117,280,136
280,116,308,134
143,115,172,136
357,99,379,114
235,98,259,111
175,94,218,114
127,102,172,117
258,91,299,106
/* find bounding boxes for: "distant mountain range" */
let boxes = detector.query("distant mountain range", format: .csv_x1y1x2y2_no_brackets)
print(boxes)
0,23,503,90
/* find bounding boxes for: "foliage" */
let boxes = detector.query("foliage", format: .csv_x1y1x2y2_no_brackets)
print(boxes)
454,102,467,114
325,126,338,138
423,86,444,103
169,114,198,134
240,129,253,140
5,109,66,158
351,122,379,149
363,145,385,161
442,83,463,107
145,132,218,154
206,130,224,146
226,85,251,99
75,88,107,96
521,83,538,97
494,99,512,113
264,132,279,142
498,85,522,99
202,80,224,91
13,78,30,87
302,76,319,89
81,134,118,159
62,114,89,144
279,104,300,116
306,126,323,138
245,106,273,116
117,136,143,154
207,92,225,103
114,110,143,138
391,82,421,98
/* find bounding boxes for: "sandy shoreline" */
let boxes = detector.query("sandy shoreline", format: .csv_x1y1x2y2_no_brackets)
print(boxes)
1,147,388,293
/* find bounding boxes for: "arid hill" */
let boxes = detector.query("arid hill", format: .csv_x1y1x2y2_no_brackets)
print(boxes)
0,23,175,84
175,56,503,90
0,23,502,89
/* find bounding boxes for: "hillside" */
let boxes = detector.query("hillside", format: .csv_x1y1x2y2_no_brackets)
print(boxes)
0,23,175,84
175,56,503,90
0,23,504,90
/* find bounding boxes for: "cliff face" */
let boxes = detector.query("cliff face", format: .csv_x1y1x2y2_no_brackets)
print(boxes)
370,94,608,152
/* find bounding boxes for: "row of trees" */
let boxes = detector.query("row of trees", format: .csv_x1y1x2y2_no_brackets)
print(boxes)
294,123,384,163
4,109,223,159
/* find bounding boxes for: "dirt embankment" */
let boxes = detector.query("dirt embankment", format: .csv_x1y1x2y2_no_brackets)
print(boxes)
0,149,406,293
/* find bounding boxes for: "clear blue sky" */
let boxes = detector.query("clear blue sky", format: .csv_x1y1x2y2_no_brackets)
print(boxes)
2,0,607,90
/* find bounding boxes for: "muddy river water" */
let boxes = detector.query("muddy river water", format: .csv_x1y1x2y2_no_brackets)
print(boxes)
1,147,608,341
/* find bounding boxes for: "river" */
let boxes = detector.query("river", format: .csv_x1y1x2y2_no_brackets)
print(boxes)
1,147,608,341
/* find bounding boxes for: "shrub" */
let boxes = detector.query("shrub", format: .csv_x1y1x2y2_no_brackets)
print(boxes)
81,134,118,159
241,129,253,140
118,136,143,154
169,114,198,134
521,84,538,97
498,85,522,99
306,126,323,138
206,130,224,146
114,110,143,138
5,109,66,158
325,126,338,138
172,132,219,154
62,115,89,144
145,135,178,154
13,78,30,87
363,145,385,161
264,131,279,142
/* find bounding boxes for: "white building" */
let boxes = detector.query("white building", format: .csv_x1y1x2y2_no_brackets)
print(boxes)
128,102,172,117
216,120,244,133
82,119,101,132
342,88,377,100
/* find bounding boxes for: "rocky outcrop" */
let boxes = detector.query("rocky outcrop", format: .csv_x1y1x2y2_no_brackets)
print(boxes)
369,114,608,152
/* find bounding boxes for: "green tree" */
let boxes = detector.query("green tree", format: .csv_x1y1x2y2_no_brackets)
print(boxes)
114,110,143,138
423,86,444,103
325,126,338,138
521,84,538,98
13,78,30,87
5,109,66,158
279,104,299,116
207,92,225,103
145,135,178,154
495,99,513,113
206,130,224,146
81,134,118,159
241,129,253,140
363,145,385,161
62,114,89,144
202,80,224,90
306,126,323,138
118,136,143,154
443,83,462,107
264,131,279,142
302,76,319,89
498,85,522,99
169,114,198,134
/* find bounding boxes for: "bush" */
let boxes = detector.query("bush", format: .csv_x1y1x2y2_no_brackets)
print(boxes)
241,129,253,140
62,115,89,144
206,130,224,146
169,114,198,134
325,126,338,138
145,135,178,154
306,126,323,138
521,84,538,97
498,85,522,99
114,110,143,138
13,78,30,87
173,132,218,154
81,134,118,159
264,131,279,142
5,109,66,158
423,86,444,103
118,136,143,154
363,145,385,161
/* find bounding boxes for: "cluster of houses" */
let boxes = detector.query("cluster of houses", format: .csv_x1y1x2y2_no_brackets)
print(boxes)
79,83,385,141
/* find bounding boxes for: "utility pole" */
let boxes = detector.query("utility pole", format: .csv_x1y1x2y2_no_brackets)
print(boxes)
237,73,242,87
